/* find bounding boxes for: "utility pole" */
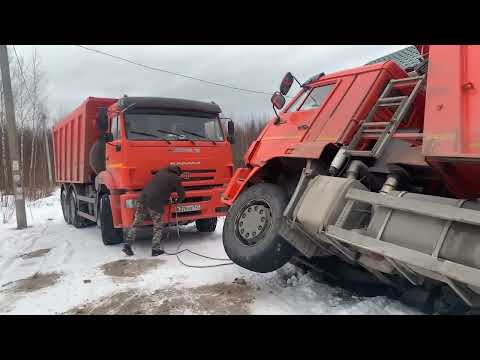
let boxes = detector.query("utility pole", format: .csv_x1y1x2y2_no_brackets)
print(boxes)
0,45,27,229
41,113,53,185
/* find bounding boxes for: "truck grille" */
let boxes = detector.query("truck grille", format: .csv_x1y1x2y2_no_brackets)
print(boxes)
183,196,211,203
183,184,223,191
184,169,216,173
180,169,216,181
182,176,214,182
151,169,216,175
150,169,221,191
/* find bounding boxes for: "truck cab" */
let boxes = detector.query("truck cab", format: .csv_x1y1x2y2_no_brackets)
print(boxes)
53,96,234,245
221,46,480,313
222,59,421,206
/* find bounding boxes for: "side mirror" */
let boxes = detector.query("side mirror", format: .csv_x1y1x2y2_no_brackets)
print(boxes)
96,107,109,133
280,72,294,95
271,91,286,110
104,132,114,143
227,120,235,144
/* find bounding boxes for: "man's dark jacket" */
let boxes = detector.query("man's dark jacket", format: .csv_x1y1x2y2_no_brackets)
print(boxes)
138,165,185,213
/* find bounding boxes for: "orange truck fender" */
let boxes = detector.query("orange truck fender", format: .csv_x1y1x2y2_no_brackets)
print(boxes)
222,166,262,206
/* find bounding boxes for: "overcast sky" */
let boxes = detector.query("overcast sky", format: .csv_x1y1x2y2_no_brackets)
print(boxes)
14,45,407,122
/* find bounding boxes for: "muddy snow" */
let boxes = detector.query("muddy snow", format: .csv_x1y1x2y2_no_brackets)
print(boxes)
0,190,419,315
66,281,254,315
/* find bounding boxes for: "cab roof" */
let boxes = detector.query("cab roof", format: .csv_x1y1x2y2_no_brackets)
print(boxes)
306,60,407,88
117,96,222,114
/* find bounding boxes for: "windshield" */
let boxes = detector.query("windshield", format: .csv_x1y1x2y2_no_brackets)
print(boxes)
285,84,334,113
124,110,224,142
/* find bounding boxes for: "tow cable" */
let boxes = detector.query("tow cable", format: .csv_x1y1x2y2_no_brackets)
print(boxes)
161,203,234,268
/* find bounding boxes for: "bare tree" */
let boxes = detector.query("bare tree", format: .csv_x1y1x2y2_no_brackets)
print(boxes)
0,46,53,222
231,113,269,168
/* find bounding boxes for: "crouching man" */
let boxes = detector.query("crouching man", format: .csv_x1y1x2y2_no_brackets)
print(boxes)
122,165,185,257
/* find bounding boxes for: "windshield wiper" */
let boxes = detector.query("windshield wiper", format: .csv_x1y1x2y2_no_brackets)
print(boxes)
129,130,160,138
157,128,197,145
156,128,183,137
129,130,172,143
180,129,216,145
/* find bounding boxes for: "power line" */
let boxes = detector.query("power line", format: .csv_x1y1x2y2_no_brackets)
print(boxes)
76,45,275,96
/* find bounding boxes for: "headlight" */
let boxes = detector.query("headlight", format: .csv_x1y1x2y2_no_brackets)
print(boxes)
125,199,137,208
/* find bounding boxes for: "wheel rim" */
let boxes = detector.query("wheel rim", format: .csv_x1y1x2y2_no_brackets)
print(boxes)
235,200,272,246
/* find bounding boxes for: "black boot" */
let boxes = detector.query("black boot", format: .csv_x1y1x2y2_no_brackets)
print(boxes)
152,248,165,257
122,244,134,256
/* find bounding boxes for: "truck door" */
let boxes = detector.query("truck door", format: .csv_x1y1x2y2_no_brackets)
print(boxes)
292,82,337,140
105,114,123,167
265,81,340,142
259,83,336,145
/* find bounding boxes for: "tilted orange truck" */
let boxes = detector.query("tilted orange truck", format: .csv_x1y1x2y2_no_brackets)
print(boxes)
53,96,234,245
221,45,480,313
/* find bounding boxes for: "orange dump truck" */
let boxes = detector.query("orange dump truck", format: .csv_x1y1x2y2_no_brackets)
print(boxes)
53,96,234,245
221,45,480,313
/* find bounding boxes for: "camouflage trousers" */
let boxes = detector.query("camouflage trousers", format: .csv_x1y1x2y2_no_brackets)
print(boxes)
125,201,165,251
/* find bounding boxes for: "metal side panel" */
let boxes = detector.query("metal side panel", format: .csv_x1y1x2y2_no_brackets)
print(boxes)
279,219,331,258
77,195,95,204
346,189,480,226
326,225,480,289
77,211,96,222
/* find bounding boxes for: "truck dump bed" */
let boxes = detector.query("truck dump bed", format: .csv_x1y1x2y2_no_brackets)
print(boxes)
53,97,117,183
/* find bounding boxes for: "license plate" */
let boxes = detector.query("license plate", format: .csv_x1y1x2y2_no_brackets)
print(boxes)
176,204,201,213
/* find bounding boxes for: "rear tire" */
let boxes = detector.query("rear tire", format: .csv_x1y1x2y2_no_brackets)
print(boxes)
61,187,71,224
223,183,296,273
69,189,87,228
99,194,124,245
196,218,217,232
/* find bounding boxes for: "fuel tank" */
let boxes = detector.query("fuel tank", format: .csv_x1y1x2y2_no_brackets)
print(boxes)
293,175,370,235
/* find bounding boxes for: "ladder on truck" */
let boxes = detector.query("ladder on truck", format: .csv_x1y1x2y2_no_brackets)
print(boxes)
344,75,425,159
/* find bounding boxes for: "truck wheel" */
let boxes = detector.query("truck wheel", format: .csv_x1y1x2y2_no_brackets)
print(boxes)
222,183,296,273
69,190,86,228
61,188,71,224
99,194,124,245
196,218,217,232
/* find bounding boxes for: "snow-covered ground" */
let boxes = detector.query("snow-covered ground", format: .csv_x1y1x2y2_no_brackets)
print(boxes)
0,190,419,315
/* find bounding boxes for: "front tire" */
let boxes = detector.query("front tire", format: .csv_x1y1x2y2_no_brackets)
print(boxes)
99,194,124,245
222,183,296,273
196,218,217,232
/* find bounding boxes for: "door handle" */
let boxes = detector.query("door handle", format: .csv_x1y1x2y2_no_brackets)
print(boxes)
298,124,309,130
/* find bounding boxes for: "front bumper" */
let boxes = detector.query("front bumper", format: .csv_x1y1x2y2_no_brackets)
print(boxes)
112,187,229,228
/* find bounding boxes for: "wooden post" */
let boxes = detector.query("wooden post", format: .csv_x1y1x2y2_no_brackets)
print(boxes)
0,45,27,228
